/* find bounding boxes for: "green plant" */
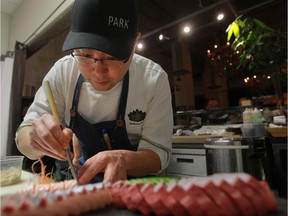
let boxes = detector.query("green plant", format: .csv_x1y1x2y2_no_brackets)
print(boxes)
226,15,287,101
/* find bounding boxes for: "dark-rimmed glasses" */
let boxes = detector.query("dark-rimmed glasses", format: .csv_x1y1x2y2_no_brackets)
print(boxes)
71,52,128,66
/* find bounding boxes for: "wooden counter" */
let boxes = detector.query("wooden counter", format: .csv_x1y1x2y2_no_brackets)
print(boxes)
172,135,242,144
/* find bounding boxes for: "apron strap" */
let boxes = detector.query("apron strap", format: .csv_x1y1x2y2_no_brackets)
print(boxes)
116,71,129,120
69,74,84,129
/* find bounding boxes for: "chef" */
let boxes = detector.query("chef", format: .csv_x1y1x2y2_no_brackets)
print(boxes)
15,0,173,184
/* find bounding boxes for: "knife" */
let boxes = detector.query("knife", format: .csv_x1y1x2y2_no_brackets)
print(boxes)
45,81,80,185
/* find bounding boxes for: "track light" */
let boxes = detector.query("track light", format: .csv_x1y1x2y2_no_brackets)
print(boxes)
159,34,170,40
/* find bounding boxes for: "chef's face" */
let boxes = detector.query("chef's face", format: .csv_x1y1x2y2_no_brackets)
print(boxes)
73,49,132,91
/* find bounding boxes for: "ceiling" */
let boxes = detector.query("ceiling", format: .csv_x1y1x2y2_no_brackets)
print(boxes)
2,0,286,58
136,0,286,57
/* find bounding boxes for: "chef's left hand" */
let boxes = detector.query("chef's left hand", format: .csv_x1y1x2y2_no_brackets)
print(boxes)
77,150,127,184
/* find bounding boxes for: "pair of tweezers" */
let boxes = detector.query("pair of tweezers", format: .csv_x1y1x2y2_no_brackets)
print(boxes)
45,81,80,185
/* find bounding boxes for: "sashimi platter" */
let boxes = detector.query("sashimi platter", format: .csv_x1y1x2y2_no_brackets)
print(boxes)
1,172,287,216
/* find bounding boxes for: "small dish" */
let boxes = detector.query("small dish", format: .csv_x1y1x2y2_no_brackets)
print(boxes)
1,155,24,186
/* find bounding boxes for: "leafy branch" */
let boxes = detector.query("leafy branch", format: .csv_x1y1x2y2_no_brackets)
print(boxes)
226,15,287,100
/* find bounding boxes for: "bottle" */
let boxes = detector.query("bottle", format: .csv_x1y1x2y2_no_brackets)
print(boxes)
243,108,253,124
263,108,273,123
252,108,263,123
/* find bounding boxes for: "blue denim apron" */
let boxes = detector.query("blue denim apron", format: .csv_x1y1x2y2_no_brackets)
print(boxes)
69,71,138,182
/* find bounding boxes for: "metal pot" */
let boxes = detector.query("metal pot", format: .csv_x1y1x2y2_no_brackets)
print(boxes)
204,137,267,180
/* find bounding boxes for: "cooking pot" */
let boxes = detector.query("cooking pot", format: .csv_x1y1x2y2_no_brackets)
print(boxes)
204,137,267,180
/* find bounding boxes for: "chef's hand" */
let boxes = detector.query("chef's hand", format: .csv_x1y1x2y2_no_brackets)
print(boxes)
30,113,73,160
77,150,127,184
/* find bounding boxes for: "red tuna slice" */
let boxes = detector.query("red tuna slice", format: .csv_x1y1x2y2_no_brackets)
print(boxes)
166,180,198,216
1,194,18,213
79,183,113,209
211,175,256,216
89,189,113,209
2,204,14,215
141,182,170,215
32,200,64,216
63,191,111,216
237,173,278,213
1,194,33,216
110,180,128,208
121,183,138,212
190,177,240,216
133,183,153,215
180,194,205,216
220,173,267,216
156,181,187,216
65,191,94,214
122,182,153,215
111,180,129,208
121,183,140,212
178,178,222,216
45,193,82,216
2,194,59,216
258,181,278,212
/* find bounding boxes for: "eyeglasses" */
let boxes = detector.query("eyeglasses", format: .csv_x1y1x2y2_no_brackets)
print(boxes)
71,52,128,66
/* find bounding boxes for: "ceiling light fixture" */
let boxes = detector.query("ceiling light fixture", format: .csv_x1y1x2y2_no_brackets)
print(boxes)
140,0,228,40
137,42,143,50
217,12,224,21
159,34,170,40
183,25,191,33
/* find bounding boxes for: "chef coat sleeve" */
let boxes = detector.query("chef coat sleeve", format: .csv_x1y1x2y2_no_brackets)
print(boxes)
137,71,173,172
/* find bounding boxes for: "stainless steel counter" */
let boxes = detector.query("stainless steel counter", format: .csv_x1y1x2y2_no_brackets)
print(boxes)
172,135,241,144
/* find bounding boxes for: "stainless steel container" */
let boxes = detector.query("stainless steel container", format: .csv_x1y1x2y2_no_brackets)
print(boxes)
204,137,267,180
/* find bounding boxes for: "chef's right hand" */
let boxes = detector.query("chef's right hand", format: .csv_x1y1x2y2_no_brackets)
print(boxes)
29,114,73,160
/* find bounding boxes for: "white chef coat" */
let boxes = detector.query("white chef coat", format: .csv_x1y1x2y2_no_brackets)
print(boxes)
18,53,173,171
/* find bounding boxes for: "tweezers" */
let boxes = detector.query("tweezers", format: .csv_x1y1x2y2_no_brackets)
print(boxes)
45,81,80,185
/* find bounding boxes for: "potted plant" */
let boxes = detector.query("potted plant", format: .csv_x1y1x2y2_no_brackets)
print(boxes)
226,15,287,104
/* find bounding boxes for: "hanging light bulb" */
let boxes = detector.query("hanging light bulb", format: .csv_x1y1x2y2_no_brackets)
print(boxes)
183,24,191,34
137,42,143,50
244,77,250,83
217,12,224,21
183,25,191,33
